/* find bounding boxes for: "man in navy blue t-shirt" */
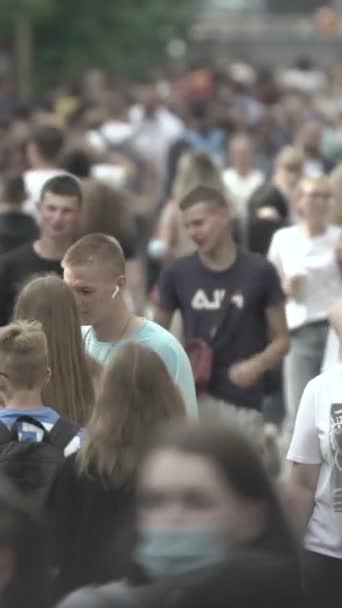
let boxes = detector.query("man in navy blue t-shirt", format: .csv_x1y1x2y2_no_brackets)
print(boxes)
155,185,289,412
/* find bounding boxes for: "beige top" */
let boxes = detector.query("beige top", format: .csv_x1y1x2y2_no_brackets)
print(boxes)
158,199,195,258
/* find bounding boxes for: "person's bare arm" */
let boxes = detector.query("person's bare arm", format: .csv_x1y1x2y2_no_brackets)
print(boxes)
229,304,289,388
288,462,320,539
157,200,178,253
257,303,289,370
126,258,146,315
154,307,174,330
256,206,281,221
329,300,342,339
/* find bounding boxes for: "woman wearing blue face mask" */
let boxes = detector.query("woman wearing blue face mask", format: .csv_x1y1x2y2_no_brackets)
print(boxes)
48,342,186,602
57,423,302,608
134,422,298,580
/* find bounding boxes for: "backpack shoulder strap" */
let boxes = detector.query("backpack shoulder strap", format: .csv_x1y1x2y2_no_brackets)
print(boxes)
10,415,49,441
48,417,81,451
0,421,14,444
14,415,47,432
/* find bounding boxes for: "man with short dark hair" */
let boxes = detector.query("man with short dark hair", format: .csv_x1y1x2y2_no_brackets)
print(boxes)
0,174,82,325
24,125,66,218
155,185,289,415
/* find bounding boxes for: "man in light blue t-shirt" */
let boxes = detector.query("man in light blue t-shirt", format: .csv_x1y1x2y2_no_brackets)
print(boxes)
63,233,197,417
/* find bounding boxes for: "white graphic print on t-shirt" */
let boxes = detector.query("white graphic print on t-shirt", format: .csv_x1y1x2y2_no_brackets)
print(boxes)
330,403,342,512
191,289,245,311
191,289,225,310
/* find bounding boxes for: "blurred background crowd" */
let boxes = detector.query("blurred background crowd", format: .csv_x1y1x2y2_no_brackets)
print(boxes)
0,1,341,608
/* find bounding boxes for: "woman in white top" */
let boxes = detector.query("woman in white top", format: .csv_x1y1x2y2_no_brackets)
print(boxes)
268,176,342,425
287,364,342,604
223,133,264,243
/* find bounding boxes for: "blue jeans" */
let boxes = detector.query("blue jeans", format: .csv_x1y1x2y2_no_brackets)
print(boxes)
284,321,328,428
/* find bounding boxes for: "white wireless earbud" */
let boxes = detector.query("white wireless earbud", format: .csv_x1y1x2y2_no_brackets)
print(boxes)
112,285,120,300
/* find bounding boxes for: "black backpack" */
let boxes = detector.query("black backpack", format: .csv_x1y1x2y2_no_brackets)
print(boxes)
0,415,80,508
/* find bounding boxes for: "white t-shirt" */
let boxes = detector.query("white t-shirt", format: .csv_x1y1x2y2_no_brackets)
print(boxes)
322,328,340,372
281,68,327,95
268,225,342,331
23,169,67,219
222,168,264,220
129,105,184,182
287,367,342,558
91,164,127,188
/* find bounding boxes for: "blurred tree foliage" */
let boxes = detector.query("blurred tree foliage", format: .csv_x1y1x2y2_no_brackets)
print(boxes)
0,0,198,91
0,0,57,22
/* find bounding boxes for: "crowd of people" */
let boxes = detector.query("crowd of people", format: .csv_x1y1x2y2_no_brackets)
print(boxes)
0,57,341,607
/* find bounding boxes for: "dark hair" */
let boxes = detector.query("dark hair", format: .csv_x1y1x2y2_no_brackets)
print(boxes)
0,477,49,608
80,180,136,244
14,103,32,121
1,174,26,206
144,422,297,556
30,125,64,162
40,173,82,205
187,101,210,122
179,185,229,212
249,184,287,218
60,147,91,179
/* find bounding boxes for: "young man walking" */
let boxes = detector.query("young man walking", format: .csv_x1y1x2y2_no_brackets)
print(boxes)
0,174,82,325
63,233,198,417
155,185,289,417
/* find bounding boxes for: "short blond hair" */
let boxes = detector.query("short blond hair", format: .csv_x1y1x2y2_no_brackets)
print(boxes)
62,233,125,275
0,321,48,389
173,151,226,201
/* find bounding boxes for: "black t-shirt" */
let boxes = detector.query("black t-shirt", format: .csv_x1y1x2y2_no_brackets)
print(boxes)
0,242,62,325
47,454,135,599
0,211,38,255
121,237,136,261
159,250,284,409
247,184,289,255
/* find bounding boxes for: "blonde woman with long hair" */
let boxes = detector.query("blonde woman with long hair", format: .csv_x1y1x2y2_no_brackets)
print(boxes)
13,274,101,425
155,151,227,261
47,341,186,599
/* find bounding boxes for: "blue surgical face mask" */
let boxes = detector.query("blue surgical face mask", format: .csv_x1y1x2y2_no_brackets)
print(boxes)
135,525,227,580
